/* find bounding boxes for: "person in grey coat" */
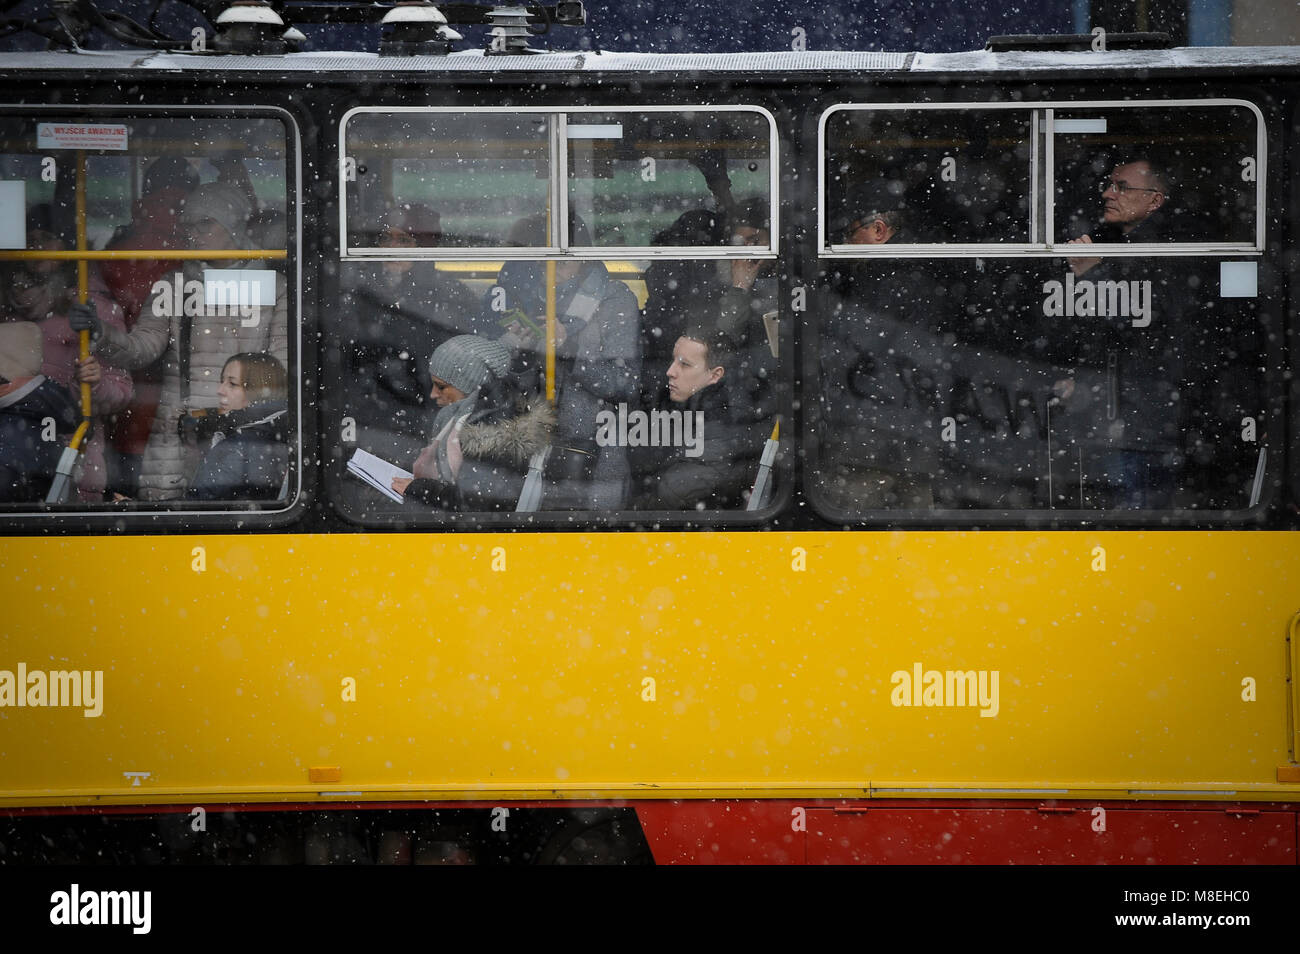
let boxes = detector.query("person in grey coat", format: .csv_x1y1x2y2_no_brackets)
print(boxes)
73,181,289,500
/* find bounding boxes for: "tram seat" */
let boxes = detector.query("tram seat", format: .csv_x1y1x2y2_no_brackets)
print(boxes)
515,446,551,512
745,458,774,512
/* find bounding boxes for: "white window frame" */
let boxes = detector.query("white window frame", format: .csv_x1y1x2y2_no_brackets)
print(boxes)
340,104,779,261
0,103,304,522
818,99,1266,258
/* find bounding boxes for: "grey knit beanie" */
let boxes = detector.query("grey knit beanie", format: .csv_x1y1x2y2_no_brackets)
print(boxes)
428,335,511,395
179,182,251,246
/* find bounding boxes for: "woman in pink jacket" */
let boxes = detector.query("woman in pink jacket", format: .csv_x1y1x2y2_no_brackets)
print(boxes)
1,211,133,501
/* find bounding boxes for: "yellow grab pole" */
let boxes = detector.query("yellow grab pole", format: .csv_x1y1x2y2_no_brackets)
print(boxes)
75,150,90,420
545,260,557,402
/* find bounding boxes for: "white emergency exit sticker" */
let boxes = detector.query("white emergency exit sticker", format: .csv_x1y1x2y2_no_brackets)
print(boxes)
36,123,128,151
0,181,25,249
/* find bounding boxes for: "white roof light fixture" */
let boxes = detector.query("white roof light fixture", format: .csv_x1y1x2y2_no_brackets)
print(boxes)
214,0,289,54
380,2,462,56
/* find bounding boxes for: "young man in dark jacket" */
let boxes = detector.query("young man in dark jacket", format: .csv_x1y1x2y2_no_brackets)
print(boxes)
631,327,769,510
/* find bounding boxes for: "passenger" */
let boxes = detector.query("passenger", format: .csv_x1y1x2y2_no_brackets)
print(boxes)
1,206,134,501
488,213,640,510
391,334,553,509
102,156,198,326
247,208,288,253
827,182,908,298
631,327,768,510
716,196,775,346
187,352,289,501
1066,157,1189,274
100,157,200,489
1057,155,1191,508
817,185,942,510
340,202,485,463
0,322,80,502
712,198,780,478
843,195,906,246
73,180,289,499
638,209,727,408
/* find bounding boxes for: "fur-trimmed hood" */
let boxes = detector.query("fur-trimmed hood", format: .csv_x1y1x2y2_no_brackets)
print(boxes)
459,397,555,470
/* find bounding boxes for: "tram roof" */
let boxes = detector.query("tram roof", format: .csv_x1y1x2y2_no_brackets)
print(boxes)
0,46,1298,76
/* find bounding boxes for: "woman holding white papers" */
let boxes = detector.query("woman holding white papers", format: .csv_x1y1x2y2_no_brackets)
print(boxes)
391,334,551,509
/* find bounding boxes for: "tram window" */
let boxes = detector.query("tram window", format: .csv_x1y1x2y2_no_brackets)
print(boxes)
822,107,1034,250
1051,104,1260,249
329,106,785,524
810,252,1270,518
328,246,788,524
343,112,553,253
565,110,773,251
341,107,775,258
0,113,297,513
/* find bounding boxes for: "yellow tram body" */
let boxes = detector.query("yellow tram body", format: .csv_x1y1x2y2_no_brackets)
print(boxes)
5,530,1297,806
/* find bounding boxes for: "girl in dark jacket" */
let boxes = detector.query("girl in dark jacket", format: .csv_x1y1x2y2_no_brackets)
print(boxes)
187,352,289,501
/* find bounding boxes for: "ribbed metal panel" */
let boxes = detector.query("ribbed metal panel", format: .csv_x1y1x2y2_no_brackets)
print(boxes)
5,47,1300,75
0,50,913,73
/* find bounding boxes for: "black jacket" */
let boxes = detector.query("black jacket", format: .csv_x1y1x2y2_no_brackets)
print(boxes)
188,400,289,501
0,376,79,502
631,380,770,510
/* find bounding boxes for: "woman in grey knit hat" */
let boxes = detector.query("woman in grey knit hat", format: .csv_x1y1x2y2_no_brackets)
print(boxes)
391,334,552,505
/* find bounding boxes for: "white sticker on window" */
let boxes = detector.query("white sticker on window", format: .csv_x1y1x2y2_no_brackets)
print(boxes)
1054,118,1108,133
203,269,276,308
1220,261,1257,298
566,124,623,139
36,123,128,151
0,180,25,249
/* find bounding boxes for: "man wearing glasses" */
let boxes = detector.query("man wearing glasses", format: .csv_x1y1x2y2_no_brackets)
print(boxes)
1059,156,1187,510
1066,159,1170,277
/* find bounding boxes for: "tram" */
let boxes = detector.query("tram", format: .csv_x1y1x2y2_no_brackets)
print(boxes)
0,3,1298,863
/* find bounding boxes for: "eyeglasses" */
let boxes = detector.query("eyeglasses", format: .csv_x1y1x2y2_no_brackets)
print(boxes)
1099,180,1163,196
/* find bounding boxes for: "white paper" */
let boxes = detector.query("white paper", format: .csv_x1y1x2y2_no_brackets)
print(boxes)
347,448,413,503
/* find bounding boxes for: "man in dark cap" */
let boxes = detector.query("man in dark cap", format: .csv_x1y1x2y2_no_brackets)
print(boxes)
837,180,908,247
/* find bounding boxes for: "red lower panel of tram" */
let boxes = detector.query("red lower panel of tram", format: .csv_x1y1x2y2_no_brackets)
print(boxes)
633,800,1298,864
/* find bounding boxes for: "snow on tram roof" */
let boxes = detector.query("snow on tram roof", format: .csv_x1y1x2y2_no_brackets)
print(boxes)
1,46,1299,75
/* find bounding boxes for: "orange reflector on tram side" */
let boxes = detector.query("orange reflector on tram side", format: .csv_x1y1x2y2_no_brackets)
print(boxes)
1278,765,1300,783
308,766,342,783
